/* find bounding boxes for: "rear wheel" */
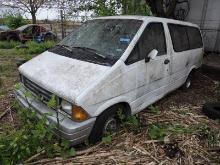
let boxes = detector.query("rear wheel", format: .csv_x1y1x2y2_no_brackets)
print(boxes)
181,71,195,90
44,34,55,41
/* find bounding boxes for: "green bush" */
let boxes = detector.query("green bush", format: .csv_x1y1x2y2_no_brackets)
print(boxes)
0,41,20,49
16,41,56,55
3,14,29,29
148,123,192,140
0,99,75,164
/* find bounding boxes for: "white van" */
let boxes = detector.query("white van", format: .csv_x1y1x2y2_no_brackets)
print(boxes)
15,16,203,145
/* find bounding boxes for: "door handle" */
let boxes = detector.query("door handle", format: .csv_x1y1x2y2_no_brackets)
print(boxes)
164,59,170,64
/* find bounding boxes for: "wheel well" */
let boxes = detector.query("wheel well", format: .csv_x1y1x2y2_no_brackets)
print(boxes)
100,102,131,117
7,35,18,41
119,102,131,117
189,68,197,76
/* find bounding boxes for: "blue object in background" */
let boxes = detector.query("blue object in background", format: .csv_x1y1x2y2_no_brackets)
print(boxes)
33,35,43,43
120,37,131,44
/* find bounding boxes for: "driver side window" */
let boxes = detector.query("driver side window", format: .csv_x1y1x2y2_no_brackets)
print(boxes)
125,22,167,65
139,22,167,59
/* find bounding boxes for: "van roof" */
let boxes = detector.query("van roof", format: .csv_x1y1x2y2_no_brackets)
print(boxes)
95,15,199,28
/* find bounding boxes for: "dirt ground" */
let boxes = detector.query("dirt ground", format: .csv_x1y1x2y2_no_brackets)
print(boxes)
0,50,220,164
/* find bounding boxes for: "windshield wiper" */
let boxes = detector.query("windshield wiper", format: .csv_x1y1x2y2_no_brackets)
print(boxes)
56,44,73,52
72,46,106,59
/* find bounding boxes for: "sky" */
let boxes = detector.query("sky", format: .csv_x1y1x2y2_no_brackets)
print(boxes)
0,3,92,21
0,5,63,20
25,8,59,20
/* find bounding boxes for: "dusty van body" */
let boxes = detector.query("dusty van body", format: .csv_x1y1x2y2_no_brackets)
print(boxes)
15,16,203,145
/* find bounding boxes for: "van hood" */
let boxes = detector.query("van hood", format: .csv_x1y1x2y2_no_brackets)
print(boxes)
19,51,110,102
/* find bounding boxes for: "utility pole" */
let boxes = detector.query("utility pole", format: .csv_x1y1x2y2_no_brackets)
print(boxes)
60,0,65,39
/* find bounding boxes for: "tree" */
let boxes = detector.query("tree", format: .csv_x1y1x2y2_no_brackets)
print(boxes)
93,0,121,16
2,0,49,24
121,0,152,15
91,0,152,16
3,14,29,29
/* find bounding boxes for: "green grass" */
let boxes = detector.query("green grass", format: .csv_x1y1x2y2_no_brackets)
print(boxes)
0,41,56,56
0,41,20,49
0,41,56,98
16,41,56,55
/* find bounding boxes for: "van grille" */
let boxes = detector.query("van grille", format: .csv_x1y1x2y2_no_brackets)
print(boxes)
21,75,53,103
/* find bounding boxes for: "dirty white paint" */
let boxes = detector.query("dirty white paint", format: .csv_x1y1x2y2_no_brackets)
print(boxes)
19,51,110,103
19,16,203,118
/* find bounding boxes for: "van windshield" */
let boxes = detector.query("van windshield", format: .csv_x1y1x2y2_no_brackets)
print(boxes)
56,19,142,64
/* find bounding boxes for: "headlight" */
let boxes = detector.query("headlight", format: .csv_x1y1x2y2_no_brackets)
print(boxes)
61,100,89,122
61,100,72,114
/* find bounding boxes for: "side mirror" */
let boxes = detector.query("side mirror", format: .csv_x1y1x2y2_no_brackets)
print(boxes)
145,49,158,62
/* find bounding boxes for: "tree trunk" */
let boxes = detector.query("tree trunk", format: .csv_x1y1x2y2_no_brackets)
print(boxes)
31,13,37,24
122,0,127,14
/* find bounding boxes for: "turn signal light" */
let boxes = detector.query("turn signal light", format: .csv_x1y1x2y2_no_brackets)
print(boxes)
72,105,89,122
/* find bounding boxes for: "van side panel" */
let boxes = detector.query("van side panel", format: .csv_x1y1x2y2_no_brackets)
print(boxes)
166,23,203,92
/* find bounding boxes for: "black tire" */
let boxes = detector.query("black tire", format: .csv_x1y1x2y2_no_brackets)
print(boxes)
202,64,220,81
202,103,220,120
89,106,120,144
7,35,18,41
44,34,55,41
181,73,193,90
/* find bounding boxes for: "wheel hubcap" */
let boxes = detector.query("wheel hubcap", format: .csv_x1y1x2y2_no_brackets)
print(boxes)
103,117,117,135
186,79,191,88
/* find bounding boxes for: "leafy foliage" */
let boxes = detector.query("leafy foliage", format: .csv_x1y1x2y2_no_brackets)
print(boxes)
92,0,152,16
93,0,121,16
0,98,75,164
148,105,160,114
47,95,58,109
117,108,140,132
2,14,29,29
195,124,220,147
0,105,55,164
102,135,112,144
148,123,192,140
121,0,152,15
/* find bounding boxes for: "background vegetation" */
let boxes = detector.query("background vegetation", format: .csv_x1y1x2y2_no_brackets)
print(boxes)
0,14,29,29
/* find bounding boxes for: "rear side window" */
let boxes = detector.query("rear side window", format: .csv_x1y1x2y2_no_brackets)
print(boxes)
187,27,203,49
140,23,167,58
168,24,189,52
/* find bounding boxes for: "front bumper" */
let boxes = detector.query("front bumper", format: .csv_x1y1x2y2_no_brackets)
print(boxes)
14,84,96,145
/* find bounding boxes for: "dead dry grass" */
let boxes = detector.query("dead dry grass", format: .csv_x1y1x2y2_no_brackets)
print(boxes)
26,72,220,165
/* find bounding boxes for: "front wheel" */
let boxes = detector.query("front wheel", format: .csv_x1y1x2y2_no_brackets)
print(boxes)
7,35,18,41
89,106,120,144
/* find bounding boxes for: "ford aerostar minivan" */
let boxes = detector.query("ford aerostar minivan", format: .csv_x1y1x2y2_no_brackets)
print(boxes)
15,16,203,145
